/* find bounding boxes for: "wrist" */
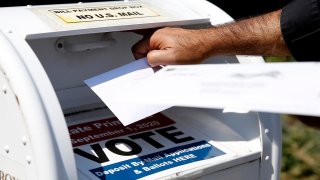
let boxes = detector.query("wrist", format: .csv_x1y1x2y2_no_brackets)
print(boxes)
190,28,222,60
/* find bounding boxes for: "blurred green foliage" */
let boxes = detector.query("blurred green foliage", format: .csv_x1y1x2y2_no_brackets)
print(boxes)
281,116,320,180
264,57,320,179
264,56,295,62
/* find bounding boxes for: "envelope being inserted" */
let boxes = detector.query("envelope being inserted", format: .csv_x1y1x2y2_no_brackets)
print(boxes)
86,59,320,125
84,58,171,126
113,62,320,118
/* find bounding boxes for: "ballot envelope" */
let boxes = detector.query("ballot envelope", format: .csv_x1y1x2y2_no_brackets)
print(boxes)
0,0,281,180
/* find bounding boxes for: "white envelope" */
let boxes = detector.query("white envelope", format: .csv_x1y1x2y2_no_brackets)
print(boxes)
85,58,171,126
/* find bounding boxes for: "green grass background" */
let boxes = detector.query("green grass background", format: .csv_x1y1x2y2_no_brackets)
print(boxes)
264,57,320,180
281,115,320,180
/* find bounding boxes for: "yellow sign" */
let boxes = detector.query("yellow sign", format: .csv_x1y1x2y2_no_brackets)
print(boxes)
49,4,159,23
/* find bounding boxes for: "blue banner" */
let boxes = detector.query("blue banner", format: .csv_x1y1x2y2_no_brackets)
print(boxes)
90,141,225,179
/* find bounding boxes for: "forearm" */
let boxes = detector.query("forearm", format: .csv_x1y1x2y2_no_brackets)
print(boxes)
197,9,291,58
132,9,291,66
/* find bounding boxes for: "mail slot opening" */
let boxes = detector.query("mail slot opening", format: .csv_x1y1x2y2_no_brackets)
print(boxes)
27,31,144,113
27,29,242,115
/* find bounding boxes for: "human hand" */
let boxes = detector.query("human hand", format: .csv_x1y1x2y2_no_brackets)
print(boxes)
132,10,290,67
132,27,210,67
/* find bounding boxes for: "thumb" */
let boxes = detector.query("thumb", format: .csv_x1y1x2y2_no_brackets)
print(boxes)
131,36,151,60
147,49,176,67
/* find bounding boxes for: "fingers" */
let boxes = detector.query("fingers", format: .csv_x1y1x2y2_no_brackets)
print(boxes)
131,36,151,60
131,28,167,60
132,27,198,66
147,49,177,67
131,29,158,60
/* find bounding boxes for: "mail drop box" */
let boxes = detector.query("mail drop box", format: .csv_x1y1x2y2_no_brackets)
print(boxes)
0,0,281,180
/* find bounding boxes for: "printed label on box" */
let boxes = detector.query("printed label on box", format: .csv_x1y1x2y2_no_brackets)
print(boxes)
68,113,226,179
49,4,159,23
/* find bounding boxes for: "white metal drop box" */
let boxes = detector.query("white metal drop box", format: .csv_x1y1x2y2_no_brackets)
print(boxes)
0,0,281,180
